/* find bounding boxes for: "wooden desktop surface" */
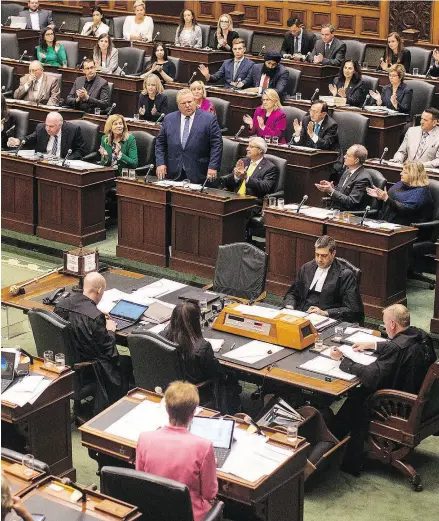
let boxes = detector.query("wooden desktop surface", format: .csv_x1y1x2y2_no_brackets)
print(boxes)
1,456,45,496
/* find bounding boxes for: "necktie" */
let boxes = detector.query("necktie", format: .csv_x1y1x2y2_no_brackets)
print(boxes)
51,135,58,156
314,123,320,135
415,131,429,159
233,60,240,80
262,74,269,89
294,36,299,54
238,162,257,195
181,116,190,148
324,43,329,57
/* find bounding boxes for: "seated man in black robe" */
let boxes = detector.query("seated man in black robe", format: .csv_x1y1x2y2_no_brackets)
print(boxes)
283,235,364,323
54,271,124,414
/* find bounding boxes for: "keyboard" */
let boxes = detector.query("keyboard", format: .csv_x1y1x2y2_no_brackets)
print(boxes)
110,317,135,331
214,447,230,469
1,379,12,393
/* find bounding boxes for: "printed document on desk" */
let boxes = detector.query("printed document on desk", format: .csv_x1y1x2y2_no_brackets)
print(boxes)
222,340,282,364
338,345,377,366
299,356,356,381
131,278,187,299
345,331,387,344
234,304,280,320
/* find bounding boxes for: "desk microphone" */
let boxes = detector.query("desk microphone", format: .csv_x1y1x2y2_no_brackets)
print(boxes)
243,414,264,436
188,71,197,85
61,478,96,503
58,21,66,32
19,50,28,62
376,57,384,72
78,55,87,69
258,45,266,57
107,102,116,116
62,149,73,167
360,205,371,226
232,77,242,91
152,31,160,43
235,125,245,139
120,62,128,76
296,194,308,213
362,94,371,109
5,124,16,136
310,88,319,103
302,52,311,62
379,146,388,164
2,85,5,92
5,17,11,26
14,139,26,156
425,65,433,78
155,112,165,125
200,175,210,194
143,163,154,183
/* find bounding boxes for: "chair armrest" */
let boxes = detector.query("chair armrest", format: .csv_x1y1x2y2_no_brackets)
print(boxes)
202,501,224,521
265,190,284,200
411,220,439,229
202,283,213,291
73,361,96,370
369,389,417,421
370,389,417,406
82,152,99,162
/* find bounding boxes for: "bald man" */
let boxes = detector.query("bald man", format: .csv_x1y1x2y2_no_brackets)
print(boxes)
54,272,124,414
14,60,60,106
8,111,85,159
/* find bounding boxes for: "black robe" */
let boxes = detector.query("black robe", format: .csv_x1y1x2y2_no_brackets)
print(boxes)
54,292,122,414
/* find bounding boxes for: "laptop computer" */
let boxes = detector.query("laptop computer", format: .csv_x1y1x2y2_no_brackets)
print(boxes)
1,351,17,393
189,417,235,469
108,300,149,331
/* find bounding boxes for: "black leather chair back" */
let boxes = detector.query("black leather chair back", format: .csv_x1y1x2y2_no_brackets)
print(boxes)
285,67,301,96
264,154,287,196
168,56,181,82
70,119,100,157
1,64,14,94
118,47,146,75
362,74,379,94
164,88,179,113
406,46,433,75
404,80,435,120
78,16,93,33
283,105,307,143
237,28,254,52
365,168,386,213
131,130,155,168
58,40,79,68
213,243,268,300
112,16,127,39
219,137,240,178
9,109,29,140
342,41,366,63
337,257,362,284
332,111,369,153
1,4,22,24
199,24,210,48
1,33,19,60
207,96,230,133
426,179,439,222
1,448,50,474
127,331,184,391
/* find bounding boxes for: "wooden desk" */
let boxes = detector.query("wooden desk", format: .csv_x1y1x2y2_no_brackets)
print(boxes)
264,208,418,319
83,114,161,136
430,242,439,334
1,357,75,479
35,161,115,246
5,101,83,132
116,178,172,266
2,27,40,56
79,389,309,521
365,160,439,185
170,187,256,278
1,456,45,496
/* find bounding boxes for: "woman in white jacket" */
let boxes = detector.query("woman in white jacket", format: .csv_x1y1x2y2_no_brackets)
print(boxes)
123,0,153,42
81,7,110,38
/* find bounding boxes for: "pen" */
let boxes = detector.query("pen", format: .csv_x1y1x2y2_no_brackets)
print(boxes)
230,342,236,350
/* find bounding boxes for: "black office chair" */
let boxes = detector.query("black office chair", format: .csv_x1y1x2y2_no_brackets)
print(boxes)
118,47,146,75
218,137,240,180
1,64,14,96
1,33,20,60
332,111,369,153
207,97,230,134
336,257,364,324
1,3,22,25
1,448,50,474
131,130,155,173
168,56,181,82
237,28,254,52
58,40,79,68
199,23,211,48
78,16,93,34
348,168,386,217
284,67,301,97
362,74,379,94
112,16,127,39
8,109,29,140
27,308,97,424
100,466,224,521
283,105,307,143
342,40,366,63
404,80,435,124
70,119,100,162
406,46,433,75
164,88,179,113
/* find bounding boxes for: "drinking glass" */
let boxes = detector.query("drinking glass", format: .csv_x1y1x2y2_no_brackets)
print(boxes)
333,209,340,220
268,196,276,208
333,326,344,342
133,113,140,121
43,350,54,367
22,454,34,476
271,136,279,145
94,107,101,116
129,169,136,180
342,212,350,223
412,68,419,76
314,335,323,351
296,93,302,101
55,353,66,369
277,198,285,210
182,179,190,190
362,62,368,70
287,425,298,443
121,168,129,178
264,136,271,144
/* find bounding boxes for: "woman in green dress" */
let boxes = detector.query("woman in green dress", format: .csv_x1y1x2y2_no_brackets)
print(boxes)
99,114,138,175
35,27,67,67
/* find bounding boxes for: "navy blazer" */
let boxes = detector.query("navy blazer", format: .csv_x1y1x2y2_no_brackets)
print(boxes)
137,93,168,122
295,114,343,166
155,109,223,184
243,63,289,99
378,82,413,114
209,57,254,89
281,30,316,56
332,77,367,107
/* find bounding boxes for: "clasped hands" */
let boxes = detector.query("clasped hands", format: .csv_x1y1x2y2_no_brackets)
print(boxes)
234,159,247,180
76,87,89,102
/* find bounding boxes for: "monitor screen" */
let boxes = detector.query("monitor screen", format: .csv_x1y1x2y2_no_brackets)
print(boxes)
1,352,16,378
189,417,235,449
110,300,149,320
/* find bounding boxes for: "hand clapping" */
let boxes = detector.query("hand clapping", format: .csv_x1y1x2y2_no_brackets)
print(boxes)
366,185,388,201
293,118,302,136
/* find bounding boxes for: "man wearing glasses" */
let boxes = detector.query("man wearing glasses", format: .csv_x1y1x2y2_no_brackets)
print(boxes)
65,59,110,113
13,60,60,106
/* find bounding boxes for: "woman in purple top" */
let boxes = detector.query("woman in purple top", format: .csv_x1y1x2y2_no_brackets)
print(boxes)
190,80,216,115
243,88,286,143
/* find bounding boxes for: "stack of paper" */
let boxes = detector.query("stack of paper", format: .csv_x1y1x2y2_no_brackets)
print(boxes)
299,356,356,381
234,304,280,320
338,345,377,366
1,375,52,407
307,314,337,331
344,331,387,344
222,340,282,364
299,207,333,219
279,308,308,318
131,279,187,299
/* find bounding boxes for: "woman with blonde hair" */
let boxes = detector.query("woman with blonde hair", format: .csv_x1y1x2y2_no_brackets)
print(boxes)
2,474,33,521
367,161,432,225
189,81,216,115
122,0,154,41
243,88,287,143
214,13,239,52
138,74,168,122
99,114,138,175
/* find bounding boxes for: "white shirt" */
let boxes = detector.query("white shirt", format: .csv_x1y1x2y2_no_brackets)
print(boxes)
180,113,195,143
295,29,303,53
46,130,62,157
122,16,154,41
81,21,110,38
309,265,331,293
29,11,40,30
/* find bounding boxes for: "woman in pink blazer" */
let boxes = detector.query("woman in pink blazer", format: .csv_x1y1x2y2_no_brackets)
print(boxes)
136,381,218,521
243,88,287,143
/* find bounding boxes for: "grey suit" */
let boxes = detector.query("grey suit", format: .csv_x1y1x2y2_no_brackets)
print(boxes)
65,75,110,113
393,126,439,168
14,72,60,106
18,9,53,30
330,165,371,211
308,37,346,66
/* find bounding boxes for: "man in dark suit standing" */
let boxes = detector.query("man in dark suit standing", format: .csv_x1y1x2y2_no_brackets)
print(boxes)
66,59,110,114
242,51,289,99
155,89,223,184
281,17,316,61
19,0,54,30
315,144,371,211
283,235,363,323
308,24,346,67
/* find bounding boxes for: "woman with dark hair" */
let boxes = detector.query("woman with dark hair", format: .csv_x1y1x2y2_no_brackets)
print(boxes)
35,27,67,67
378,32,411,72
175,9,202,48
141,42,176,84
369,63,413,113
93,34,121,74
81,7,109,37
329,60,367,107
1,95,17,149
214,13,239,52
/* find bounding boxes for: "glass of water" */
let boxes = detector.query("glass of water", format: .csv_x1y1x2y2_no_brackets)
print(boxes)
94,107,101,116
129,169,136,180
362,62,368,70
287,425,298,443
55,353,66,369
133,113,140,121
43,350,54,367
121,168,129,178
314,335,324,351
268,196,277,208
412,68,419,76
296,93,302,101
333,209,341,221
272,136,279,145
277,198,285,210
264,136,271,144
342,212,350,223
182,179,190,190
22,454,34,476
333,325,344,342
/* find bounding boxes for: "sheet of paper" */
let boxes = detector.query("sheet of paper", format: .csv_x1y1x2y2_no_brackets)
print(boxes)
344,327,374,335
27,378,52,405
66,253,79,273
299,356,357,381
345,332,387,344
12,375,44,393
222,340,282,364
279,308,308,318
299,207,333,219
234,304,280,320
132,278,187,299
306,313,331,326
66,160,106,170
205,338,224,352
338,344,377,366
149,322,169,334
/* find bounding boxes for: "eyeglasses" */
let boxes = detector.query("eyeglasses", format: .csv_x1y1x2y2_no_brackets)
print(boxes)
220,19,229,23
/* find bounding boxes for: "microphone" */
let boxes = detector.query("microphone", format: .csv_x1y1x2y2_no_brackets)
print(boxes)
2,85,5,92
61,478,96,502
258,45,266,57
188,71,197,85
19,50,28,62
107,102,116,116
362,94,370,109
235,125,245,139
376,57,384,72
296,194,308,213
14,139,27,156
143,164,154,183
425,65,433,78
58,21,66,32
5,16,11,26
232,77,242,91
243,415,264,436
152,31,160,43
310,88,319,103
62,149,73,167
155,113,165,125
200,175,209,194
120,62,128,76
5,125,16,136
379,146,388,164
78,55,87,69
302,51,311,63
360,205,371,226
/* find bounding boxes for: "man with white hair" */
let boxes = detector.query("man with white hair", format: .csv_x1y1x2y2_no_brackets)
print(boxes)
8,111,85,159
13,60,60,106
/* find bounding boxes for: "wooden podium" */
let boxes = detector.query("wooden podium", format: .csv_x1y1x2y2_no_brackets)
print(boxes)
264,208,418,319
116,177,172,266
170,187,256,278
35,162,115,246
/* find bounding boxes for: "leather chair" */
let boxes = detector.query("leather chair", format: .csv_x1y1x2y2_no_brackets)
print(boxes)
70,119,100,161
44,72,62,102
100,466,225,521
207,97,230,133
112,16,127,39
1,3,22,25
164,88,179,113
1,33,20,60
1,447,50,474
78,16,93,33
1,64,14,96
336,257,364,324
332,111,369,153
285,67,301,97
218,137,240,179
349,168,386,218
362,74,379,95
199,23,211,48
168,56,181,82
342,40,366,63
237,28,254,52
131,130,155,173
283,105,307,143
118,47,145,75
366,360,439,491
58,40,79,68
27,308,97,424
406,46,433,75
8,109,29,140
404,80,435,124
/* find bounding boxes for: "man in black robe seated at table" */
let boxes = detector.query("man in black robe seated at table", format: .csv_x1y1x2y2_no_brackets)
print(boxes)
283,235,364,323
54,271,127,414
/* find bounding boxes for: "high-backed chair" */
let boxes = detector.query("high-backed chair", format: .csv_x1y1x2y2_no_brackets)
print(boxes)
100,467,225,521
348,168,386,218
70,119,100,161
342,40,366,63
199,24,211,48
218,137,240,179
332,111,369,153
58,40,79,68
1,64,14,96
168,56,181,82
118,47,145,75
131,130,155,173
237,28,254,52
44,72,62,102
207,97,230,133
78,16,93,34
285,67,301,97
336,257,364,324
362,74,379,94
107,82,114,110
1,33,20,60
404,80,435,123
283,105,307,143
251,34,285,56
112,16,127,39
1,3,22,25
406,46,433,75
8,109,29,140
1,448,50,474
164,88,179,113
366,361,439,491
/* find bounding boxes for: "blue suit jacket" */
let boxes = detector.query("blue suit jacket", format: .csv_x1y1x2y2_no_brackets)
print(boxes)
209,57,254,89
155,109,223,184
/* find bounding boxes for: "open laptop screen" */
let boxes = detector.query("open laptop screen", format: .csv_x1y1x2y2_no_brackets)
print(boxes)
189,417,235,449
1,352,16,379
109,300,148,320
